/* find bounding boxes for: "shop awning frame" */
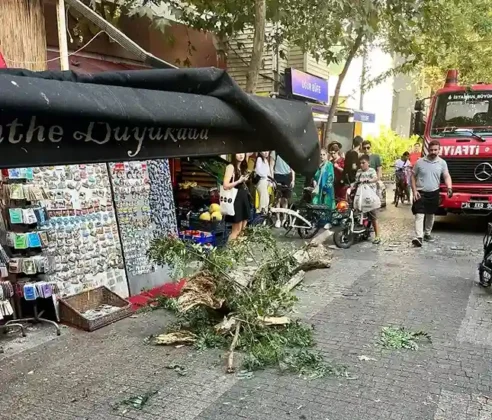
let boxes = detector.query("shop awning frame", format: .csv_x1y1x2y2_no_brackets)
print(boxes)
0,67,319,175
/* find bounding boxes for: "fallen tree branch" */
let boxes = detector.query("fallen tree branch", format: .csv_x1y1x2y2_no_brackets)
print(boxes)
153,331,196,345
309,229,334,247
282,270,305,292
227,321,242,373
291,246,331,274
148,228,336,378
258,316,291,326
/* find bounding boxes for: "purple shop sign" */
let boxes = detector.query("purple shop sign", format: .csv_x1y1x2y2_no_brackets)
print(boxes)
287,68,329,103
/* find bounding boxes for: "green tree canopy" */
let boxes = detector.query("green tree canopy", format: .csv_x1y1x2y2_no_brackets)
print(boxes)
413,0,492,91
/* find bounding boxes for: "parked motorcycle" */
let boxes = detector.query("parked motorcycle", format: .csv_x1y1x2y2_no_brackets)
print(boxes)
332,186,373,249
479,222,492,287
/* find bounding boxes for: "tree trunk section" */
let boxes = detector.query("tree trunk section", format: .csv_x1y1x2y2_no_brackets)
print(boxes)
324,32,364,147
245,0,266,94
0,0,47,71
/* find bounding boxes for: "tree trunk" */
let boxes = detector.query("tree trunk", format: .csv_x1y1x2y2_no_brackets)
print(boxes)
245,0,266,94
0,0,47,71
324,32,364,147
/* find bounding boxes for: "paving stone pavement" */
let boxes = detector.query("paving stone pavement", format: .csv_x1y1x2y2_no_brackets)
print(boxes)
2,201,492,420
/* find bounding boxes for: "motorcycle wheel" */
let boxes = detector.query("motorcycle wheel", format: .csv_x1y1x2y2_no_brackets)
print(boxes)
479,264,492,287
333,227,355,249
393,188,399,207
298,226,320,239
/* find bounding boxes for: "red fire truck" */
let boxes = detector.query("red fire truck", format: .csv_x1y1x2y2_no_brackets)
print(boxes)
413,70,492,215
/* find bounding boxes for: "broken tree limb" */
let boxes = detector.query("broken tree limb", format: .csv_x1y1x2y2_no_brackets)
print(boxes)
216,316,290,335
229,266,257,288
291,245,331,274
282,270,305,292
258,316,291,326
227,321,241,373
177,272,225,312
153,331,196,345
215,316,237,334
309,229,335,247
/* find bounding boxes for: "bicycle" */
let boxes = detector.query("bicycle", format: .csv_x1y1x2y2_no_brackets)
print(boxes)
250,179,338,239
393,167,411,207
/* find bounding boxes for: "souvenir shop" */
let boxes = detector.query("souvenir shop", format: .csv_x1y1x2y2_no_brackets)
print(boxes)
171,156,229,247
0,159,176,332
0,67,319,341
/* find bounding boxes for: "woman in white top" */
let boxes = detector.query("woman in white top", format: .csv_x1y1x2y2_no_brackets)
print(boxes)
255,151,273,212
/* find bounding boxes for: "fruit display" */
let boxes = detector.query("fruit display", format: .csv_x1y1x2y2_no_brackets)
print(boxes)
210,211,222,221
209,203,221,213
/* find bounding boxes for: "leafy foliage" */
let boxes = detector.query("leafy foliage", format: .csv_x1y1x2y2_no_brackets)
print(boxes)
379,326,432,350
366,127,419,171
403,0,492,91
148,227,343,378
277,0,454,140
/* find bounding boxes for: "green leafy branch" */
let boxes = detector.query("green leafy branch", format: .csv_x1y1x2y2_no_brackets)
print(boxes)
147,227,340,378
380,326,432,351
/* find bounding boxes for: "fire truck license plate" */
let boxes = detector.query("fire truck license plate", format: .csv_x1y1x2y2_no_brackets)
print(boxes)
461,202,492,210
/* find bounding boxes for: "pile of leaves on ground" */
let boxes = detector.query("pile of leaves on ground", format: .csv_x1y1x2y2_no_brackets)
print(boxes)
379,326,432,350
146,227,345,379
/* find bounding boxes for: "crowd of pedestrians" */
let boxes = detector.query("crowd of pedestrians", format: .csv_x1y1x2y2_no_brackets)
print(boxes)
221,136,453,247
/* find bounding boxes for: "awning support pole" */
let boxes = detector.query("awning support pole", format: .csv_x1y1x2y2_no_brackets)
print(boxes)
56,0,70,71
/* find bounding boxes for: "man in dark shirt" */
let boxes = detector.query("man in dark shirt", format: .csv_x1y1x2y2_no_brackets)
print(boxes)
343,136,363,183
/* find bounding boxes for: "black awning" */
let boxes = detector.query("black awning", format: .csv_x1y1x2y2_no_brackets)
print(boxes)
0,67,319,175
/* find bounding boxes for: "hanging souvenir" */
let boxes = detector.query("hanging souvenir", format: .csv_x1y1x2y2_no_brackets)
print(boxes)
8,208,23,224
27,232,42,248
23,259,37,275
14,233,28,249
23,283,38,301
22,208,38,224
8,258,21,274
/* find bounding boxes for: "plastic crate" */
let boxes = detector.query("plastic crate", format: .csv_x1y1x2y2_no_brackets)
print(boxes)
179,230,215,245
189,218,226,234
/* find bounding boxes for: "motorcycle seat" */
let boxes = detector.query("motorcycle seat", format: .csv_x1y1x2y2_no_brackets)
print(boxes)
303,203,332,211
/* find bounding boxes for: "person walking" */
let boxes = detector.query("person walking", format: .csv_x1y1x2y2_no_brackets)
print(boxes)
312,148,335,208
411,140,453,247
271,151,295,227
343,136,363,184
255,151,273,212
223,153,251,241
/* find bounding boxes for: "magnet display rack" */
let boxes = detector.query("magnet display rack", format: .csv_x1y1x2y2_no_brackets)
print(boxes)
1,170,60,336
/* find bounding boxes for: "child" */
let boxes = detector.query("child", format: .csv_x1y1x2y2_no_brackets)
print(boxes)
394,151,411,201
354,154,381,244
